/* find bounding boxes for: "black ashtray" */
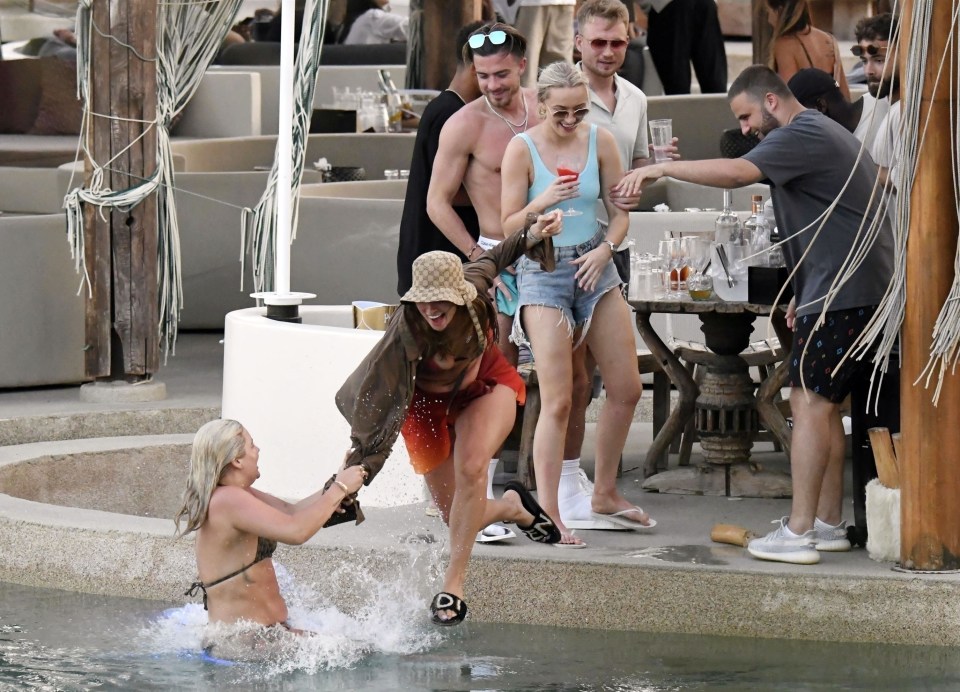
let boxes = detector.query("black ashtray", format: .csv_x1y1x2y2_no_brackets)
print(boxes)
748,266,793,305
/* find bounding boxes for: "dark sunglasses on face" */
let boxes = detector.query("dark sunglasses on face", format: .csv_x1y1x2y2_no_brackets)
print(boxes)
468,29,508,49
551,107,590,121
587,38,628,50
851,44,885,57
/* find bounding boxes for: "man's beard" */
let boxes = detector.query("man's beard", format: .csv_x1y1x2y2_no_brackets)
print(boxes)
484,85,518,108
758,106,779,138
872,74,899,99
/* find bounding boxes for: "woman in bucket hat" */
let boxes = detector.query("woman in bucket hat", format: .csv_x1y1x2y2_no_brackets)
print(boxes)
335,212,563,626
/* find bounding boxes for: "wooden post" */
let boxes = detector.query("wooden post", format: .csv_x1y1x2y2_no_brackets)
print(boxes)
751,0,772,67
900,0,960,571
421,0,481,90
85,0,159,380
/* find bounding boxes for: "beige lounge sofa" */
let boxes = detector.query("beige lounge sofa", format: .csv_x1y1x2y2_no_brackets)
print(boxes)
0,213,85,388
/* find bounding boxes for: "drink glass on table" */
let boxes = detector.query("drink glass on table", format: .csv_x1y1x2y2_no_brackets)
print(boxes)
649,118,673,163
682,236,713,300
555,153,583,217
658,238,683,298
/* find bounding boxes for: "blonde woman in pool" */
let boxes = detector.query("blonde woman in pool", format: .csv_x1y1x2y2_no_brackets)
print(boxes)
176,419,366,639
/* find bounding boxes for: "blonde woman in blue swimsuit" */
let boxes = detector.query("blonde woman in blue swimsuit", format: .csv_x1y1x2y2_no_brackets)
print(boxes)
500,61,651,548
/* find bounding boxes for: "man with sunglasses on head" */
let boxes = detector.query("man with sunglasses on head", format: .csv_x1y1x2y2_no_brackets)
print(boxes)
397,21,484,297
428,22,540,369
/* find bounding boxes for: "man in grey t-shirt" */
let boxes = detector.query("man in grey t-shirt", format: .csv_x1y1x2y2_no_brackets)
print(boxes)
615,65,894,566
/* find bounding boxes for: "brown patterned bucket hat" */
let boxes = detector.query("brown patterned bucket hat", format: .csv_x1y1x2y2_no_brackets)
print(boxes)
401,251,478,305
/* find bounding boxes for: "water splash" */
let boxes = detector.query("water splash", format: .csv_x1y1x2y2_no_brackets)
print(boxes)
140,542,448,678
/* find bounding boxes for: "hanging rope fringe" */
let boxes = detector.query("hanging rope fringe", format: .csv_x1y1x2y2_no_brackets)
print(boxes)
65,0,243,359
245,0,328,295
917,1,960,403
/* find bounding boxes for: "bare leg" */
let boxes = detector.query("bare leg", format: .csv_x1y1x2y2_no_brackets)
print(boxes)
498,313,518,367
585,292,645,522
563,345,593,460
522,305,583,546
815,400,847,526
433,385,518,620
787,388,843,534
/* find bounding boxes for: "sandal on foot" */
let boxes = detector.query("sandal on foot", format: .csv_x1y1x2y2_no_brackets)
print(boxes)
553,531,588,549
430,592,468,626
591,508,657,532
504,480,561,545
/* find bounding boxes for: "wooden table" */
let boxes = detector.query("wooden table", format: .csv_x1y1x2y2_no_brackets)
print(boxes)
629,294,793,497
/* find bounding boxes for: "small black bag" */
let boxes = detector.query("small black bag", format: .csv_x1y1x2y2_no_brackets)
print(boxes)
321,474,366,527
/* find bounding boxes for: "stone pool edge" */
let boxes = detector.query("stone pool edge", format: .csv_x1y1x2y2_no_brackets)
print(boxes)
0,489,957,648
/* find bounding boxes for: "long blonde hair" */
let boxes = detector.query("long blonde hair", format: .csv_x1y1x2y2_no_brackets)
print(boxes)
174,419,245,536
766,0,812,69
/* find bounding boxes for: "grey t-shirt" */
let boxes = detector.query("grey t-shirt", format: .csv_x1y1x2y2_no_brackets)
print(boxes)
743,110,894,316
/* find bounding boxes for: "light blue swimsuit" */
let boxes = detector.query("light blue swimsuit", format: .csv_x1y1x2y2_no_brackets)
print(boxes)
517,124,601,246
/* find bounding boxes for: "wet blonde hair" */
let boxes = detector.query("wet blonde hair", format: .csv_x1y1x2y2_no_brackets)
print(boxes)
536,60,587,103
174,419,245,536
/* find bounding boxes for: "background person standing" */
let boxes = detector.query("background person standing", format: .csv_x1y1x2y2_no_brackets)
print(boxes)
515,0,576,88
640,0,727,94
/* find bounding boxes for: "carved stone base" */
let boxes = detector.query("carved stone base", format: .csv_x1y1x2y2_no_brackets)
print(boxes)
641,463,793,498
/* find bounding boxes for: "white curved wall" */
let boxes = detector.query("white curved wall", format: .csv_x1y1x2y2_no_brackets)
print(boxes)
221,306,424,508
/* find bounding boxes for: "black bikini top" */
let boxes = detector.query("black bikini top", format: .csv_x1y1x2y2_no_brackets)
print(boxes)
185,536,278,610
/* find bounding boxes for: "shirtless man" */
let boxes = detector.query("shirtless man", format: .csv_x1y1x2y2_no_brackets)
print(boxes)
427,22,541,367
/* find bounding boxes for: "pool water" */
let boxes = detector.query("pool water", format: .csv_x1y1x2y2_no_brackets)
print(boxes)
3,579,960,691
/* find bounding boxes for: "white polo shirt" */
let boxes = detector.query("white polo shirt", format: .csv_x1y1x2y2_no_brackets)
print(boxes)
581,68,649,170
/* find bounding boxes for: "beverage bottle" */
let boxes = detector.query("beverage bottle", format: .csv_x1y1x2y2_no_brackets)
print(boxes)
768,225,785,267
743,194,770,265
377,69,406,133
627,239,641,301
714,189,742,244
764,198,786,267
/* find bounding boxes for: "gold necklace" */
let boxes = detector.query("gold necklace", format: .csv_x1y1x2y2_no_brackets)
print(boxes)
484,95,528,135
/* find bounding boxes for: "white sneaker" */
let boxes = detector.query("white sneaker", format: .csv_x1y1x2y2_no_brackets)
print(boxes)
747,517,820,565
814,517,851,552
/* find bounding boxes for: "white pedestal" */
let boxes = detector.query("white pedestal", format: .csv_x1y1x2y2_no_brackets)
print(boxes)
221,306,425,507
866,478,900,563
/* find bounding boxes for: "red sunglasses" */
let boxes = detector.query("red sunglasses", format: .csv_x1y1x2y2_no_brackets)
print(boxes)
586,38,628,51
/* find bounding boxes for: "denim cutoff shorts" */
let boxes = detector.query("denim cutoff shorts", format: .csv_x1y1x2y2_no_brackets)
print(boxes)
511,225,623,349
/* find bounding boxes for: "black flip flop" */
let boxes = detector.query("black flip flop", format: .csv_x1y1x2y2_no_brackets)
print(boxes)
504,480,562,545
430,592,468,626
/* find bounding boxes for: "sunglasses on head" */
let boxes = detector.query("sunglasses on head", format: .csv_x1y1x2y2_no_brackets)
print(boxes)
468,29,508,49
851,44,885,57
551,107,590,121
586,38,628,50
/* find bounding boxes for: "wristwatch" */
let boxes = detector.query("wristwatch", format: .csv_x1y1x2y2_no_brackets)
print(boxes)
602,239,617,254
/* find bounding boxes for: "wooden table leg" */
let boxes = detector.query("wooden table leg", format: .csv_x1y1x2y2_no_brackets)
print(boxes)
634,311,698,477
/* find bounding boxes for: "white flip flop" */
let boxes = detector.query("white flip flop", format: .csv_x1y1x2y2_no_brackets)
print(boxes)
591,509,657,532
475,522,517,543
